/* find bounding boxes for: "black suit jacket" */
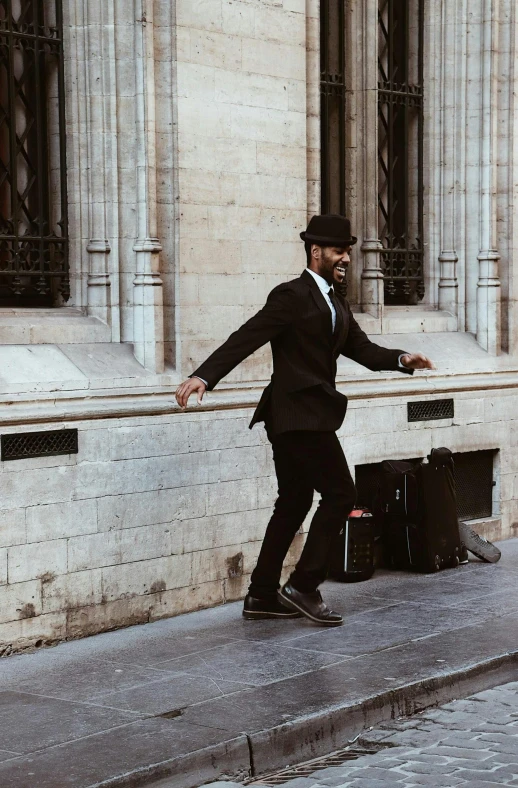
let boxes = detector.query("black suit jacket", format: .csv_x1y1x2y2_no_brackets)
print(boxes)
192,269,412,436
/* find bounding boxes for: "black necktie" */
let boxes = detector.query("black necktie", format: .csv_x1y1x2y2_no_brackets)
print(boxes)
328,288,338,334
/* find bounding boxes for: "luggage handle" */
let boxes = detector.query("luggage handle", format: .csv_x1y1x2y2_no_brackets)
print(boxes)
428,446,453,468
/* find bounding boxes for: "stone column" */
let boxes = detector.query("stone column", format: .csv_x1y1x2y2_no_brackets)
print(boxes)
437,0,459,318
133,0,165,373
360,0,384,318
477,0,501,354
84,0,112,326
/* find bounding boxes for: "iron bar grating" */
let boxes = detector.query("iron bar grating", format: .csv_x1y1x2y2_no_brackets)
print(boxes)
407,399,454,422
245,747,379,786
320,0,347,215
378,0,425,304
1,429,78,461
454,450,495,521
355,449,496,522
0,0,69,305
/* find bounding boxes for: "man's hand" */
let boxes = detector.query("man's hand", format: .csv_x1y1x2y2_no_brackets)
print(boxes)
175,377,207,408
401,353,436,370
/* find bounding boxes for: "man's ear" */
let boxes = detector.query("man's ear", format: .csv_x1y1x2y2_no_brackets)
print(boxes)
311,244,320,262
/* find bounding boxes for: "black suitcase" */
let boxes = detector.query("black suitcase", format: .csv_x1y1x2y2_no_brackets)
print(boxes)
381,448,462,573
329,508,376,582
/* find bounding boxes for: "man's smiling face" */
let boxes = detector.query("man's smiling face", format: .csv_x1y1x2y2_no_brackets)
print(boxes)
311,244,352,286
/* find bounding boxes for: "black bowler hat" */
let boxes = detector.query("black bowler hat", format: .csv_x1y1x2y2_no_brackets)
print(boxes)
300,214,357,247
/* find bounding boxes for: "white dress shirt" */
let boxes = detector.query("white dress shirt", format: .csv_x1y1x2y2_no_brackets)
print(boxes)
306,268,337,331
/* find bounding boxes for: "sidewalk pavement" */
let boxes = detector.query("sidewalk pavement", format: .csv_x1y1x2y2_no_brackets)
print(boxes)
0,539,517,788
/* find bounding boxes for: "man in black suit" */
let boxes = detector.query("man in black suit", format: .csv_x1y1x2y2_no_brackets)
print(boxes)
176,215,434,626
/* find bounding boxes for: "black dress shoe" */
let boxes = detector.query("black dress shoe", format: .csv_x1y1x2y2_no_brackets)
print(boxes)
243,594,302,620
279,583,343,626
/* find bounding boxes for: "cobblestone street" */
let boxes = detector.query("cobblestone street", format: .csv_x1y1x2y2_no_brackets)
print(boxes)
249,681,518,788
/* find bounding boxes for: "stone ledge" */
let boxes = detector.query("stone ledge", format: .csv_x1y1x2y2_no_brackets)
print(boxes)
0,368,518,427
0,309,112,344
353,307,458,335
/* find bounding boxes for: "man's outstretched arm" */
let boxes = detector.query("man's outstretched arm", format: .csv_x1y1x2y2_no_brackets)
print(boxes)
175,284,297,409
341,304,435,372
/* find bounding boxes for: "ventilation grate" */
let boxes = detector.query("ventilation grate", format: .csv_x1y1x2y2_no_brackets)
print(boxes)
355,449,496,523
408,399,454,422
245,747,379,786
1,429,79,461
454,450,495,520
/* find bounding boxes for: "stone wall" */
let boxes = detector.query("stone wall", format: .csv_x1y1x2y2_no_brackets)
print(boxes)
0,0,517,655
175,0,309,382
0,381,516,654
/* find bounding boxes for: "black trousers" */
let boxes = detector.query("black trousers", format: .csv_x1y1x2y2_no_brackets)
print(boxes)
249,430,357,596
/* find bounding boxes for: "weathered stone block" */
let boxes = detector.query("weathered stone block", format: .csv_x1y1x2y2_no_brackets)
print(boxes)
178,98,232,140
219,444,271,481
97,486,206,533
101,553,192,602
0,611,66,654
179,170,240,208
254,5,305,45
207,206,263,241
207,478,257,516
0,509,26,549
8,540,67,584
188,30,242,71
0,549,6,586
179,238,242,275
108,421,190,461
178,133,257,174
150,579,225,621
181,508,268,553
257,142,306,176
230,105,305,146
221,0,255,37
26,499,98,543
237,174,288,210
178,204,209,239
177,0,223,33
256,474,278,510
42,569,103,614
66,596,155,640
259,209,307,242
188,415,262,452
192,543,253,584
242,39,306,80
0,579,42,624
67,530,120,573
241,240,302,275
216,69,290,111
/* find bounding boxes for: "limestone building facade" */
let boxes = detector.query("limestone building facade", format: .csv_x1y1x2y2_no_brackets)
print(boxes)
0,0,517,652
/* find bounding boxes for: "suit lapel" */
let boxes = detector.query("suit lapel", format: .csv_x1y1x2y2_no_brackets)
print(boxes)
301,269,333,336
332,296,348,356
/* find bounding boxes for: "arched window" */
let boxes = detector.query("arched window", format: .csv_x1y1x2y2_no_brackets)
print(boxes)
378,0,424,304
0,0,68,306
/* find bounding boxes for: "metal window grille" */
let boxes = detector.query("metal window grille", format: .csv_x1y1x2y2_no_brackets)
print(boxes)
378,0,424,304
407,399,455,422
1,428,78,460
320,0,346,215
355,450,495,522
454,450,495,521
0,0,69,306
